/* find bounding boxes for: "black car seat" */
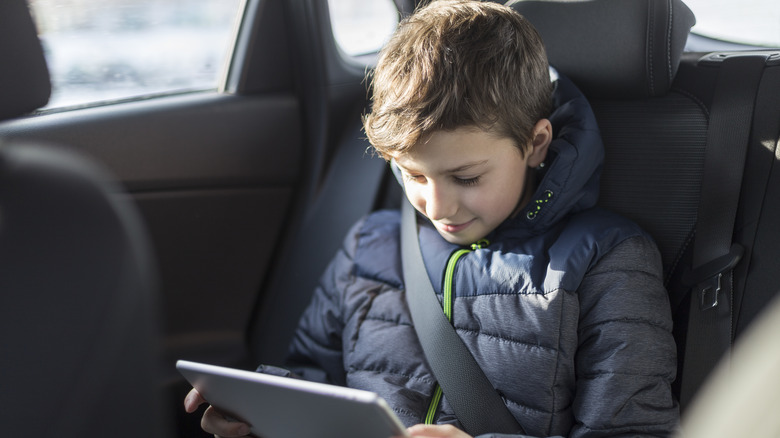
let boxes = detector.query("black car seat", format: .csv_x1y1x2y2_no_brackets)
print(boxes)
0,1,169,436
514,0,780,413
251,0,696,367
251,0,780,420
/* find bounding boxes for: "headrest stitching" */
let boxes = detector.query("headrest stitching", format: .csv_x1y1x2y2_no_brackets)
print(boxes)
647,0,655,96
666,0,674,84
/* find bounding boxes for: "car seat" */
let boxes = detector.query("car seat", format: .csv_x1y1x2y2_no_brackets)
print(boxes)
251,0,780,419
251,0,696,368
0,0,169,436
510,0,780,412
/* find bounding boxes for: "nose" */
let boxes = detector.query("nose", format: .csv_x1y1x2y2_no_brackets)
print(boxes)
423,181,457,221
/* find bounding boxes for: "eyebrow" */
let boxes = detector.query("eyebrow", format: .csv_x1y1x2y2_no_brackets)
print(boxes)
395,159,489,175
445,160,489,174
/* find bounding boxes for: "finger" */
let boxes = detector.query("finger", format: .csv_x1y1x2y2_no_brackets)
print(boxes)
183,388,210,413
201,406,251,437
407,424,471,438
408,424,448,436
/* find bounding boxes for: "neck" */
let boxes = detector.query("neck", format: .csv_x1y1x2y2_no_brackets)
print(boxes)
510,170,539,219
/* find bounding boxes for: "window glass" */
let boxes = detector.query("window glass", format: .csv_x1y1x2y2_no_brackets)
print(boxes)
28,0,243,110
328,0,399,57
683,0,780,47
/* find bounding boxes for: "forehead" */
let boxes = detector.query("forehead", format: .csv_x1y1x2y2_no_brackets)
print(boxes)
393,127,521,172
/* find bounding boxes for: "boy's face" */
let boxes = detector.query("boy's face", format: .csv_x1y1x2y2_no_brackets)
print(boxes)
394,124,549,245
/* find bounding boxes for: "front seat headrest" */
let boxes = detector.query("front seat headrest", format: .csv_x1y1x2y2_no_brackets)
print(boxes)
510,0,696,99
0,0,52,120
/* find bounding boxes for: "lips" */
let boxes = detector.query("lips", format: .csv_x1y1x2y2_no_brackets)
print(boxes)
438,219,475,233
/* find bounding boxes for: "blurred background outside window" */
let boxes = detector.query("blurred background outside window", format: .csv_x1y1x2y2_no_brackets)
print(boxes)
29,0,242,110
328,0,399,57
29,0,777,111
675,0,779,47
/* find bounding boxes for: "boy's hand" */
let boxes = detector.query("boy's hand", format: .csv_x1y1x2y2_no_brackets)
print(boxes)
183,388,252,437
404,424,473,438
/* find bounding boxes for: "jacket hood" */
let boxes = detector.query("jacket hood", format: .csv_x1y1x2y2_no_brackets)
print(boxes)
391,71,604,242
509,72,603,238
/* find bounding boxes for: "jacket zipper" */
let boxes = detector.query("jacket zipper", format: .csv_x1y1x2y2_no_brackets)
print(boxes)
424,239,489,424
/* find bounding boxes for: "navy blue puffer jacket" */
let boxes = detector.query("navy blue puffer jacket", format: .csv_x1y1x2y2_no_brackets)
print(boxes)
286,75,679,437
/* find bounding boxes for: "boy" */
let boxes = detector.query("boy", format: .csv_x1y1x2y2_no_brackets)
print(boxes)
185,1,679,437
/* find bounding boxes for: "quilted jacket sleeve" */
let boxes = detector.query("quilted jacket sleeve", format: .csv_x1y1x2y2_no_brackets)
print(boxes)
476,235,679,438
284,218,366,386
569,235,679,437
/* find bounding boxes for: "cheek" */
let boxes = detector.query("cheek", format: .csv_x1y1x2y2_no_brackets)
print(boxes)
472,178,527,217
403,184,426,211
481,192,516,218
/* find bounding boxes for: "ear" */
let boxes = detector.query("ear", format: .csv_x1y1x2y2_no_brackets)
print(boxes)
526,119,552,168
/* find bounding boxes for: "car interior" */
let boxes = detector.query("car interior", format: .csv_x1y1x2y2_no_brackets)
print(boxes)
1,0,779,436
0,2,166,436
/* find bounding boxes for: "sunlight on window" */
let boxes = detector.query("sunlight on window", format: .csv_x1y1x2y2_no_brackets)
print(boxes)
28,0,243,110
683,0,780,47
328,0,398,57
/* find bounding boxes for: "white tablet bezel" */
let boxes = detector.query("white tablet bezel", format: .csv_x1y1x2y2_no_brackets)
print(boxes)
177,360,409,438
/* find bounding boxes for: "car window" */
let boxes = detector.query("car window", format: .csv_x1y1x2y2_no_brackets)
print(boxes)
28,0,243,111
327,0,399,57
683,0,780,47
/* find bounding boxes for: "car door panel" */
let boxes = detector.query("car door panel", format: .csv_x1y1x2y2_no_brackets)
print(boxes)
0,91,303,370
136,186,293,365
0,94,300,189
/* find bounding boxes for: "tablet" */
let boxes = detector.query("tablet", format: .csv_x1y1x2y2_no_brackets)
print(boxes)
177,360,409,438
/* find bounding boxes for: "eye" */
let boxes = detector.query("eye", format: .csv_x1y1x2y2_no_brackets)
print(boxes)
454,175,481,186
403,173,426,184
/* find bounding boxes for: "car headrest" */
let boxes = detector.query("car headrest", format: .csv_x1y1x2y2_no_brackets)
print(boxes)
510,0,696,99
0,0,51,120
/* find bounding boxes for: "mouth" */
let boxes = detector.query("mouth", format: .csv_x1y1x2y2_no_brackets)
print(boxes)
437,219,475,234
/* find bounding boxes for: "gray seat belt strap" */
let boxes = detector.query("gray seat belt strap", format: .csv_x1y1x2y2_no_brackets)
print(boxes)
679,54,768,411
401,200,525,436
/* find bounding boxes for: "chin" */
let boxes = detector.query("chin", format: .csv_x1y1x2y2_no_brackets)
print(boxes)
438,230,484,246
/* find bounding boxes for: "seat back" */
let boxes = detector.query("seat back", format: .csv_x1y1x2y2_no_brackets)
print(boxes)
513,0,780,411
251,0,701,365
0,1,168,435
250,0,780,413
0,143,168,437
512,0,699,275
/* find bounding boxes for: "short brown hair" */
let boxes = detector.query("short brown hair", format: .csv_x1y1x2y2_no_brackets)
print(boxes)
364,0,552,160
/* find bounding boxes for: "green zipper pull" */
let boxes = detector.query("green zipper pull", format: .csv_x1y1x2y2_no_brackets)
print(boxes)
471,239,490,250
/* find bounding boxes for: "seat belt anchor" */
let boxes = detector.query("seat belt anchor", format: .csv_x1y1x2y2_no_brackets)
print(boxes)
698,273,722,310
682,243,744,311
